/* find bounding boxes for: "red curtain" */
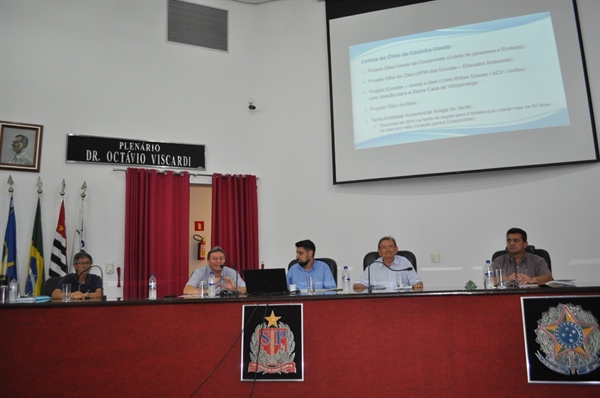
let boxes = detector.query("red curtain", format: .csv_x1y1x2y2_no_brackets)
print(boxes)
211,174,259,272
124,168,190,299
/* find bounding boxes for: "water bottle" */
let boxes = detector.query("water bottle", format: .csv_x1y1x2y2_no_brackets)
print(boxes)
208,272,216,298
148,274,157,300
342,266,351,293
483,260,494,289
9,278,18,302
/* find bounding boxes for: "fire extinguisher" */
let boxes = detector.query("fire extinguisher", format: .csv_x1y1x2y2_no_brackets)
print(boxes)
193,234,206,260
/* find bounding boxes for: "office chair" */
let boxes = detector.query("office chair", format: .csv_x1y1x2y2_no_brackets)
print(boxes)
45,276,63,296
288,257,338,284
491,245,551,272
363,251,417,271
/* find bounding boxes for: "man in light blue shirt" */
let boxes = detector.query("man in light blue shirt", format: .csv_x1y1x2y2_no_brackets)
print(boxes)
183,246,246,295
287,240,336,290
354,236,423,291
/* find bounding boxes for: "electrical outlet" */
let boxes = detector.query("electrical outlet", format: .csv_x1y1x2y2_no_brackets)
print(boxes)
106,263,114,274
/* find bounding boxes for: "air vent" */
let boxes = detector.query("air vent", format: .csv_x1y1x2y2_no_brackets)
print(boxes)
168,0,228,52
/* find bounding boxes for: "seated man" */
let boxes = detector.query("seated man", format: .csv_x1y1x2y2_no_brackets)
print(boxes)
52,252,103,300
354,236,423,291
183,246,246,295
492,228,553,285
287,240,336,290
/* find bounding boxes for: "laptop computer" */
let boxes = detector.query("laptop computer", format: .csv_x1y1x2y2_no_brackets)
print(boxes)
243,268,289,296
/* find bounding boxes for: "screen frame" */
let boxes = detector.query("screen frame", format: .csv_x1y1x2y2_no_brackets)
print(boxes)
326,0,598,185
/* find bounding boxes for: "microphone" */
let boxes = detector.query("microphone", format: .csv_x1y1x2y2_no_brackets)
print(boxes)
372,259,413,272
76,265,106,300
223,263,239,297
392,267,413,272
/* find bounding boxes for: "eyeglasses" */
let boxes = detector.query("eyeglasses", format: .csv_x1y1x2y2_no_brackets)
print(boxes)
75,261,91,266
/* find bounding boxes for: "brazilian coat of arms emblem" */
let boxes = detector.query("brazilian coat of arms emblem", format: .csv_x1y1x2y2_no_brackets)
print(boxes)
535,303,600,376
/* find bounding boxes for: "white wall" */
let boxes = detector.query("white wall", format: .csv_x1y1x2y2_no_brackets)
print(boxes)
0,0,598,298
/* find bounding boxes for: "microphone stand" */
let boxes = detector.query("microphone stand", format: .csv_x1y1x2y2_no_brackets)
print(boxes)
373,258,414,274
368,263,372,293
76,265,107,300
224,263,239,297
234,264,239,297
369,259,413,292
504,254,519,289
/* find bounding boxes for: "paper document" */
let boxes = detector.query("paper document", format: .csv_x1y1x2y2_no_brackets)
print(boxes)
545,280,576,287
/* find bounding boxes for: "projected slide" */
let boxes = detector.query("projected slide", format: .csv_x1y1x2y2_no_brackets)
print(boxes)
350,12,569,149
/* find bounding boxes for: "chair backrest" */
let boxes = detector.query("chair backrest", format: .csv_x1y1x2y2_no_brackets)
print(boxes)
491,245,551,272
45,276,63,296
288,258,338,283
362,251,417,271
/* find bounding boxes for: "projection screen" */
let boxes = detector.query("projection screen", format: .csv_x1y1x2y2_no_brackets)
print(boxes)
328,0,598,184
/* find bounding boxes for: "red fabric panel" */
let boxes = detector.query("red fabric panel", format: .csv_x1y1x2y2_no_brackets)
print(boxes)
211,174,259,271
124,167,149,299
1,294,597,397
124,168,190,299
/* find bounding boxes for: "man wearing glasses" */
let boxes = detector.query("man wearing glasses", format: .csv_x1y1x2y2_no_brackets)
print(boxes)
8,134,33,165
52,252,103,300
354,236,423,291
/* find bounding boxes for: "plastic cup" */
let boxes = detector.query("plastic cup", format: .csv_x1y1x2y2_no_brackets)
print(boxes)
396,272,409,289
62,284,71,302
495,269,506,289
306,276,315,294
0,285,7,303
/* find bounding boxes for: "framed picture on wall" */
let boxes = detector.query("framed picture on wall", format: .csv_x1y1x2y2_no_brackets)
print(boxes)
0,121,43,172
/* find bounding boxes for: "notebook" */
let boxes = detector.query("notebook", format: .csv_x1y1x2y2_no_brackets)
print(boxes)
243,268,289,296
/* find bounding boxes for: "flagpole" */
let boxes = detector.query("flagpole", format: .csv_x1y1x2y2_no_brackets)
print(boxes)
26,177,45,296
1,176,16,281
69,182,87,270
80,181,87,254
7,175,14,195
50,180,68,277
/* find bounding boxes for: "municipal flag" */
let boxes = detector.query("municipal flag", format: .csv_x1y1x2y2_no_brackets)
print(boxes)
26,198,45,296
49,200,68,277
1,196,18,280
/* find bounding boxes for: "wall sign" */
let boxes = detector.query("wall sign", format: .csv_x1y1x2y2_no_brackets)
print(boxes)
66,134,205,170
194,221,204,231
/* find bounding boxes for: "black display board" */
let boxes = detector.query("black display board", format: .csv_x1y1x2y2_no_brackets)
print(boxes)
66,134,205,169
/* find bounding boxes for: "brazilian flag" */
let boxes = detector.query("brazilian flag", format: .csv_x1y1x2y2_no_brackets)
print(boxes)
26,198,45,296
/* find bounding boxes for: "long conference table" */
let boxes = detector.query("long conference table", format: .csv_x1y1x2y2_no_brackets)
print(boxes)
1,285,599,397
